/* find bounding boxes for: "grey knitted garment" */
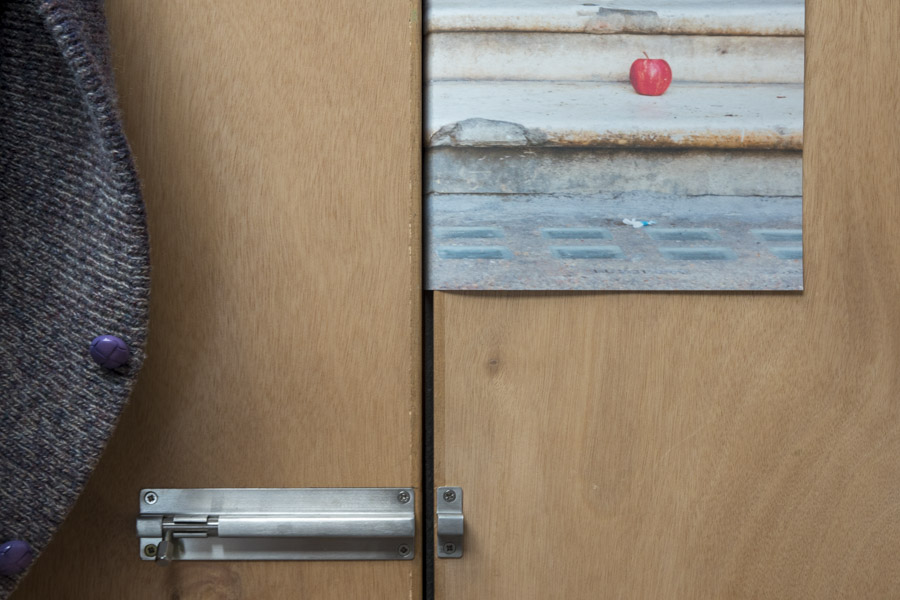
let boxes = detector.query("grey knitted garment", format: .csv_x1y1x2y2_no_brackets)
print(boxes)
1,0,149,596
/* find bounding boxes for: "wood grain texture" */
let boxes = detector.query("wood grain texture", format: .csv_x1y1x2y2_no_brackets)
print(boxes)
13,1,421,598
435,1,900,598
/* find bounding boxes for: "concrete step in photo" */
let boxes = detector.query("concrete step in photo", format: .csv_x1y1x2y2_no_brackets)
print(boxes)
427,147,802,197
427,80,803,150
427,0,805,36
426,192,802,290
427,33,804,84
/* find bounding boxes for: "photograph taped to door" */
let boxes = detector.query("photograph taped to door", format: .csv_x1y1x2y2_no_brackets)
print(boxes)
424,0,804,291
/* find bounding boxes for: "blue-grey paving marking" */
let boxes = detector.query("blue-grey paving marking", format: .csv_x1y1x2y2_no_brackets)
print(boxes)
647,228,721,241
437,246,512,259
426,192,803,290
659,247,737,260
753,229,803,242
541,228,611,239
434,226,504,239
551,246,625,259
770,247,803,260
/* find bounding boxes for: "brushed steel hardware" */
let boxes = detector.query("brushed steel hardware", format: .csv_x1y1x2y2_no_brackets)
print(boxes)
137,488,415,563
436,486,463,558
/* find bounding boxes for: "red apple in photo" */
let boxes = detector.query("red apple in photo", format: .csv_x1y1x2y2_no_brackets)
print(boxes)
629,52,672,96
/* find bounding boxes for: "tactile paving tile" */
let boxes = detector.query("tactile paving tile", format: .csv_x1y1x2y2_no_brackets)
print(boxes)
426,192,803,290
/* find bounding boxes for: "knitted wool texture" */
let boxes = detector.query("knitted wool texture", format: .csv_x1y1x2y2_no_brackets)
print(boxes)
0,0,149,596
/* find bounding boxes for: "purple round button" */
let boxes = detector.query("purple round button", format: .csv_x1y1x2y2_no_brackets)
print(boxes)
0,540,33,576
89,335,131,369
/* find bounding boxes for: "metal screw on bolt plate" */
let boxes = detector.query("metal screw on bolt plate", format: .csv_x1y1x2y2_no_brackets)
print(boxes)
144,544,157,557
397,491,411,504
443,543,456,554
443,490,456,502
398,545,411,557
144,491,158,505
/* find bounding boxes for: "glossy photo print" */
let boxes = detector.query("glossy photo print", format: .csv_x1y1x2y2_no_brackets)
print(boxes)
424,0,805,290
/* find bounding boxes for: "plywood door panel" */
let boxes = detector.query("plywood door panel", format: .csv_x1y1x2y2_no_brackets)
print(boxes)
13,1,421,598
435,1,900,597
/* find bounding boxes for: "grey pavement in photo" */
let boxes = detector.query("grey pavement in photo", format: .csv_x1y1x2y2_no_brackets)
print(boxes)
428,33,804,84
427,147,802,197
427,0,805,35
426,193,802,290
427,81,803,151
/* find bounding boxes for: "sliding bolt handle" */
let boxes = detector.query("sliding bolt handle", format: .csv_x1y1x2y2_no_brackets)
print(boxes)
156,530,175,565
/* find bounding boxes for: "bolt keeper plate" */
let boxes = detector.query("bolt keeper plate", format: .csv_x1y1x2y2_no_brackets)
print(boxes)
436,486,463,558
137,488,415,562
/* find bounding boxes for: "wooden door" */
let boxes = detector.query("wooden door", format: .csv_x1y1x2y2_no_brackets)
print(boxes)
434,1,900,598
12,1,421,598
